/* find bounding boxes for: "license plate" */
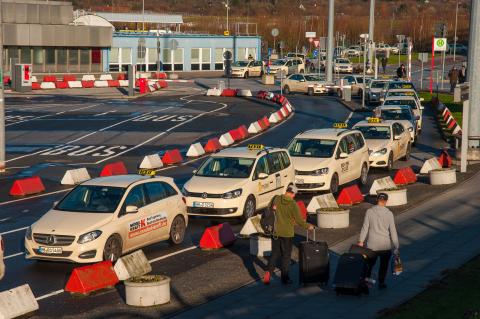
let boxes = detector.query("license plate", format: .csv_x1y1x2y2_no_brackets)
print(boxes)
193,202,214,208
39,246,63,254
295,178,304,184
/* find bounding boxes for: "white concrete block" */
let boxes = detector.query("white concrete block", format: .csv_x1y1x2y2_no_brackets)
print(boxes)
307,193,338,213
206,88,222,96
240,215,263,237
67,81,83,88
99,74,113,81
186,143,205,157
317,209,350,229
452,125,462,135
82,74,96,81
40,82,55,89
61,168,91,185
31,76,38,83
94,80,109,88
248,122,262,134
236,89,252,97
268,112,281,124
0,284,39,319
114,250,152,281
119,80,129,87
250,235,272,257
139,154,163,169
420,157,442,174
369,176,397,196
219,133,234,146
430,168,457,185
138,72,150,79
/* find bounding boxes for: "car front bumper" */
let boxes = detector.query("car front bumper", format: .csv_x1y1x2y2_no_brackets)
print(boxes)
185,196,244,217
368,153,389,167
294,174,330,192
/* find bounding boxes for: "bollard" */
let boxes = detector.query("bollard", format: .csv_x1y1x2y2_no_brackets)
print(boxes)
343,87,351,102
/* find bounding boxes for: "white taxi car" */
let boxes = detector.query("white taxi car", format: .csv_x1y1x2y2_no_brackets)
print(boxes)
377,104,418,143
25,174,187,263
333,58,353,74
231,60,264,78
0,234,4,280
183,145,295,220
382,95,424,131
353,118,411,170
287,125,370,193
283,74,329,95
268,58,305,75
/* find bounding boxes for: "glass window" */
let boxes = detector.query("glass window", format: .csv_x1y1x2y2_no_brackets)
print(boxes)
68,49,78,65
57,49,67,65
280,152,291,168
80,49,89,65
124,185,147,208
144,182,167,203
288,139,337,158
215,48,223,62
196,157,255,178
354,133,365,148
345,135,357,154
147,48,158,63
20,47,31,64
191,48,200,63
337,137,348,157
56,185,125,213
201,48,210,63
45,48,55,64
121,48,132,64
355,126,391,140
8,48,19,61
163,49,172,63
110,48,119,64
173,48,183,63
268,152,284,173
254,156,269,179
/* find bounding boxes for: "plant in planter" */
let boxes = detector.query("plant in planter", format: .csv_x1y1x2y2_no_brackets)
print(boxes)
316,207,350,229
124,275,171,307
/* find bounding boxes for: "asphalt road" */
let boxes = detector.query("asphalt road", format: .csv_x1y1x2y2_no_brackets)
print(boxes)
0,82,455,318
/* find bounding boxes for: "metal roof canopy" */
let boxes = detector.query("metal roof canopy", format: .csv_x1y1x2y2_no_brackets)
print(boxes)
95,12,183,24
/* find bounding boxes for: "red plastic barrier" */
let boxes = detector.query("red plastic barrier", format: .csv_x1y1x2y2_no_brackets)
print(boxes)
204,138,222,153
107,80,120,87
229,129,243,141
237,125,249,139
138,78,148,94
256,91,268,99
199,223,236,250
276,110,285,120
43,75,57,82
100,161,128,177
296,201,308,221
337,185,364,206
438,149,452,168
63,75,76,82
81,80,95,88
9,176,45,196
152,72,167,79
65,261,119,294
117,73,126,80
220,88,237,97
55,81,68,89
282,106,290,116
277,95,286,105
447,119,457,129
32,82,41,90
158,80,168,88
261,116,270,128
3,76,10,85
162,149,183,165
393,167,417,185
443,110,452,121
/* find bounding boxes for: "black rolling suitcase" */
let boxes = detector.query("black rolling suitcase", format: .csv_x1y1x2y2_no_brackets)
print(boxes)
299,229,330,286
349,244,376,261
333,253,369,296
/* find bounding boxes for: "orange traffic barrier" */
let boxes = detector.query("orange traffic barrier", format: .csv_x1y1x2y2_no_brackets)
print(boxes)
43,75,57,82
81,80,95,88
100,162,128,177
204,138,222,153
162,149,183,165
229,129,243,142
107,80,120,87
220,89,237,97
199,223,236,250
237,125,249,139
9,176,45,196
63,75,77,82
337,185,364,205
55,81,68,89
438,149,452,168
296,201,308,220
65,261,119,294
393,167,417,185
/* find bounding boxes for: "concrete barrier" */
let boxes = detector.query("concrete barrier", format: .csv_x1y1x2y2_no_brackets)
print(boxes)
10,176,45,196
186,143,205,157
68,81,83,88
31,75,38,83
239,215,263,237
139,154,163,169
420,157,442,174
65,261,119,294
114,250,152,281
162,149,183,165
219,132,234,146
119,80,129,87
124,275,171,307
0,284,39,319
429,168,457,185
307,193,338,213
43,75,57,82
369,176,397,196
380,188,408,207
94,80,109,88
250,235,272,257
206,88,222,96
100,74,113,81
100,161,128,176
40,82,56,89
236,89,253,97
268,112,282,124
204,138,222,153
337,185,363,206
55,81,68,89
82,74,96,81
316,209,350,228
248,121,262,134
279,107,288,118
61,168,91,185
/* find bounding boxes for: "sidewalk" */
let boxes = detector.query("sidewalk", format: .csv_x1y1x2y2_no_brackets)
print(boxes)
172,170,480,319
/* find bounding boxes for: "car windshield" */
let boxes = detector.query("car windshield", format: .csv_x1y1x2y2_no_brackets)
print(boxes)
288,139,337,158
196,156,255,178
272,60,286,66
232,61,249,67
381,109,413,121
355,126,391,140
384,99,417,109
305,75,321,81
388,91,417,98
56,185,125,213
388,82,415,90
371,81,387,89
336,59,350,64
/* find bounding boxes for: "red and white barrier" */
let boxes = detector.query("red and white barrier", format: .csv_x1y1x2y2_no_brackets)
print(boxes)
268,112,282,124
40,82,56,89
139,154,163,169
248,121,262,134
206,88,222,96
68,81,82,88
119,80,129,87
186,143,206,157
219,132,234,146
94,80,109,88
82,74,96,81
100,74,113,81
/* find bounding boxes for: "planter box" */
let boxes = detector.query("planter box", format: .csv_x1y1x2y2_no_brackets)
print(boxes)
316,209,350,229
262,74,275,85
124,275,171,307
249,235,271,257
377,188,407,207
429,168,457,185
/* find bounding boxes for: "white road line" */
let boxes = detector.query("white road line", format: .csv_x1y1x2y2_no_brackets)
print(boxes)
0,217,10,222
4,252,24,259
35,289,65,301
94,110,117,117
1,226,28,236
148,246,197,263
345,111,354,124
0,188,71,207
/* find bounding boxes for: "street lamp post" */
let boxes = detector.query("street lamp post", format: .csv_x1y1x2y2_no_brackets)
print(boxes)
453,0,459,62
0,0,5,173
360,33,369,109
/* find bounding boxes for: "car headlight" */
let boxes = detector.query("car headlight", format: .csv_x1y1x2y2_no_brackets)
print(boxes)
25,226,32,240
312,168,329,175
372,148,388,156
77,230,102,244
408,127,414,132
222,188,242,199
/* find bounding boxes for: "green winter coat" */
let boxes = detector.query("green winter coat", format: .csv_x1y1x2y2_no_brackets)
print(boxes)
273,195,309,238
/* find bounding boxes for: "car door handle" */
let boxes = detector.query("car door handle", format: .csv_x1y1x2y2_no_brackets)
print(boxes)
270,181,274,184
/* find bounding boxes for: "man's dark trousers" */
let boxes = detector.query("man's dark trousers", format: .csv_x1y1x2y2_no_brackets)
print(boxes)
267,236,293,280
366,250,392,284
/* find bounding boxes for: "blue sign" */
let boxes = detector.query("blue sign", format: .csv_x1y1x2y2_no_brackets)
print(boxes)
313,49,319,58
268,48,272,56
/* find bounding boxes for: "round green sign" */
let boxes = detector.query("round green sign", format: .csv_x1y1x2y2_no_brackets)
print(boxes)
436,39,445,47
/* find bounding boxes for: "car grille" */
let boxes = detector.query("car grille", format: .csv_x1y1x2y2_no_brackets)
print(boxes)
187,207,238,215
296,183,325,189
33,233,76,246
295,170,314,176
187,192,223,199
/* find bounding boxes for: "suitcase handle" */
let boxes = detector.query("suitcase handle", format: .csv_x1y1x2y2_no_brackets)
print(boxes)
306,228,315,242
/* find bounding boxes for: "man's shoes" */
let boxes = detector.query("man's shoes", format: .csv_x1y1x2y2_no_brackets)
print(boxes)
379,283,387,290
281,277,293,285
263,271,271,285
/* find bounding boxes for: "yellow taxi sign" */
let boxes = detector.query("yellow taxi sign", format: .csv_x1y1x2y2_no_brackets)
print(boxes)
368,117,381,123
224,30,230,36
247,144,264,151
333,123,348,129
138,168,156,177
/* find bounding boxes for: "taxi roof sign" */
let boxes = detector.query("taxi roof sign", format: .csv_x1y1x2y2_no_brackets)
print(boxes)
138,168,156,177
247,144,264,151
368,117,381,123
333,123,348,129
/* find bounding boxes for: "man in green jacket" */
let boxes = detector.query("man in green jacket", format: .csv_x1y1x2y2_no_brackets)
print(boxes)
264,185,314,285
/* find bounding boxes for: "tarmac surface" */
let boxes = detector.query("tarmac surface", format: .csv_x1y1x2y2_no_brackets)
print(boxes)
0,78,472,318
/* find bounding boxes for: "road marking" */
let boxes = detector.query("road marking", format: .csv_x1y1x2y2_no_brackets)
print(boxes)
4,252,24,259
35,289,65,301
148,246,197,263
1,226,28,236
0,217,10,222
0,188,71,207
94,110,117,117
345,111,354,124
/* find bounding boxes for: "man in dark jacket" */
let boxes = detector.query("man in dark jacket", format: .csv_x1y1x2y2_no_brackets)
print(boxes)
396,64,406,79
448,66,459,93
263,185,314,285
381,56,388,74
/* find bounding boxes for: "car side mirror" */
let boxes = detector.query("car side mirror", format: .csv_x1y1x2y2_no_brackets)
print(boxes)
339,152,348,159
420,97,425,102
125,205,139,214
394,135,401,140
53,201,59,208
258,172,268,180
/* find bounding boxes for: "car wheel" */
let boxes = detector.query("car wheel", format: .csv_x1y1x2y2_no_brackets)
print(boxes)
283,85,291,94
244,72,249,79
242,196,256,221
330,173,339,194
359,163,368,185
169,215,186,245
386,153,394,171
307,88,314,96
402,144,411,161
103,235,122,262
